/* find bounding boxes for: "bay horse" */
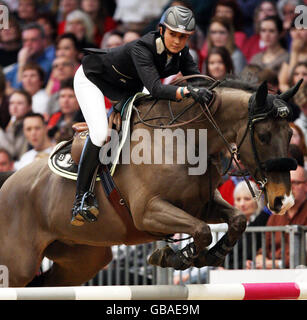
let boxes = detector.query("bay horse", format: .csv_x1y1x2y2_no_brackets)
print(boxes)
0,76,301,287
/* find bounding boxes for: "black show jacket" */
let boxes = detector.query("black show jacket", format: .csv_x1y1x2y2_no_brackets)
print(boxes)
81,31,200,102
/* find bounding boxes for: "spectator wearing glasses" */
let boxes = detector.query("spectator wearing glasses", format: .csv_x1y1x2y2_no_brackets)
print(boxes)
45,56,78,116
45,33,81,96
247,165,307,269
5,23,55,89
200,16,246,74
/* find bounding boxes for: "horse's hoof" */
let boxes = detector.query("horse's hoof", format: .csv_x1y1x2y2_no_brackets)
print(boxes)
148,246,192,270
148,246,174,267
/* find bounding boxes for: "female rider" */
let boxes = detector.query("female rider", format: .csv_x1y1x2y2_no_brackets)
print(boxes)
71,5,213,226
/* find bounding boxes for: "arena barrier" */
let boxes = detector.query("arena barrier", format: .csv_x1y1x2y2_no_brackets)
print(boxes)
0,283,307,300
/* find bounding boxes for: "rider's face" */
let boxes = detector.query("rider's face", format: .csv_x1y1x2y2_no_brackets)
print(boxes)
161,27,190,54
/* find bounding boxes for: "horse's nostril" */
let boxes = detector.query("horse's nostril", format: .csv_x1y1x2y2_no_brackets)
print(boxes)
273,196,284,212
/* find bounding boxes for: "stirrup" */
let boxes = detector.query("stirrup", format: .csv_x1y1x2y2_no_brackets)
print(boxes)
71,191,99,226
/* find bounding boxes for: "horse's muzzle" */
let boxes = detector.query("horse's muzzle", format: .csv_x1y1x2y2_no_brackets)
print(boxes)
269,193,295,215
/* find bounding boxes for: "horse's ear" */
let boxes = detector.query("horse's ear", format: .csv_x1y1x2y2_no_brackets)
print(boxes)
279,79,303,102
255,81,268,110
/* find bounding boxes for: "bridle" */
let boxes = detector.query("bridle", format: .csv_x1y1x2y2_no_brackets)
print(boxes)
233,95,297,201
133,75,297,201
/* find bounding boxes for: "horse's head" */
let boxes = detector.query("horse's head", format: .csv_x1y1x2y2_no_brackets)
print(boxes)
236,79,303,215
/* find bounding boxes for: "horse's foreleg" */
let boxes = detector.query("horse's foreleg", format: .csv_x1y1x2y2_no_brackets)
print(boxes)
193,190,247,267
134,197,212,270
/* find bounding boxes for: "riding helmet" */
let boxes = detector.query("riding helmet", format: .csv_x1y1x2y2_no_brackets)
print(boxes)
159,6,196,35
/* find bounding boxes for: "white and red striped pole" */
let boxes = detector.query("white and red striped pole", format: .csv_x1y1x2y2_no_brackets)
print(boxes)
0,283,306,300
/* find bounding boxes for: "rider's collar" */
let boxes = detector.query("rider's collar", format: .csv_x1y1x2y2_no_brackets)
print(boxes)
156,36,180,56
156,37,166,55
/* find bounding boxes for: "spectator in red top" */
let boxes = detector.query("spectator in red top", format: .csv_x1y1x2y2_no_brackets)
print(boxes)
218,158,251,206
48,78,84,139
213,0,247,53
57,0,80,35
80,0,117,47
200,16,246,74
64,9,96,48
242,0,278,62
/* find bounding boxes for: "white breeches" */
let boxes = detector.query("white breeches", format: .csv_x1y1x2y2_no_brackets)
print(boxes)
73,65,108,147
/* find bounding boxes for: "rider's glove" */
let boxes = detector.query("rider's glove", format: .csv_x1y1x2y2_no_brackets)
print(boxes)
187,85,213,105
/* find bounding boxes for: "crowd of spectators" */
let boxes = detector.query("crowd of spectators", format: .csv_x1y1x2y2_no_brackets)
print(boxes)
0,0,307,282
0,0,306,170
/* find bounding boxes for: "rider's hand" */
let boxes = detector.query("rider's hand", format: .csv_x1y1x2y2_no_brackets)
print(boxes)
187,85,213,105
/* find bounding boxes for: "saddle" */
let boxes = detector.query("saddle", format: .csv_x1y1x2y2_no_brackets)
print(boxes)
48,92,152,242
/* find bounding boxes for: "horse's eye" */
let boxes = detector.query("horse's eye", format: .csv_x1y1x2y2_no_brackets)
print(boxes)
258,132,271,144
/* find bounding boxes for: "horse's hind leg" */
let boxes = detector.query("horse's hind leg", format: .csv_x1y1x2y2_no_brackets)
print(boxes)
193,190,247,267
0,243,43,287
33,242,112,286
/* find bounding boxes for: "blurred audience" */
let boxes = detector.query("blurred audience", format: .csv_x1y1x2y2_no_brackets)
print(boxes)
213,0,247,52
80,0,117,47
21,62,50,118
242,0,278,62
17,0,39,27
204,46,234,79
200,16,246,74
57,0,80,35
289,122,307,168
279,23,307,92
64,9,96,48
5,23,55,90
0,16,22,68
0,67,10,130
14,112,55,170
226,181,269,269
248,165,307,269
0,148,14,172
250,15,288,75
47,78,84,140
294,84,307,143
0,89,32,160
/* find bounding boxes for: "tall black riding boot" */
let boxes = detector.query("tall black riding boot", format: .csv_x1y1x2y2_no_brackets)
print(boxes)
71,135,101,226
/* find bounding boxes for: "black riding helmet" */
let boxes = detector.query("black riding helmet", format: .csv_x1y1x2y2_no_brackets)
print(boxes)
159,5,196,35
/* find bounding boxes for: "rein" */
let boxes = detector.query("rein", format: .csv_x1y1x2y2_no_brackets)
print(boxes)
133,74,260,200
133,75,220,129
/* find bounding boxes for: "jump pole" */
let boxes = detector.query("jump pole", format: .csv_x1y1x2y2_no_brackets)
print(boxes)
0,283,306,300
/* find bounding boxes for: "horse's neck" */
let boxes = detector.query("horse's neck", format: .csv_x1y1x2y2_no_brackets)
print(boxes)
207,88,251,154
